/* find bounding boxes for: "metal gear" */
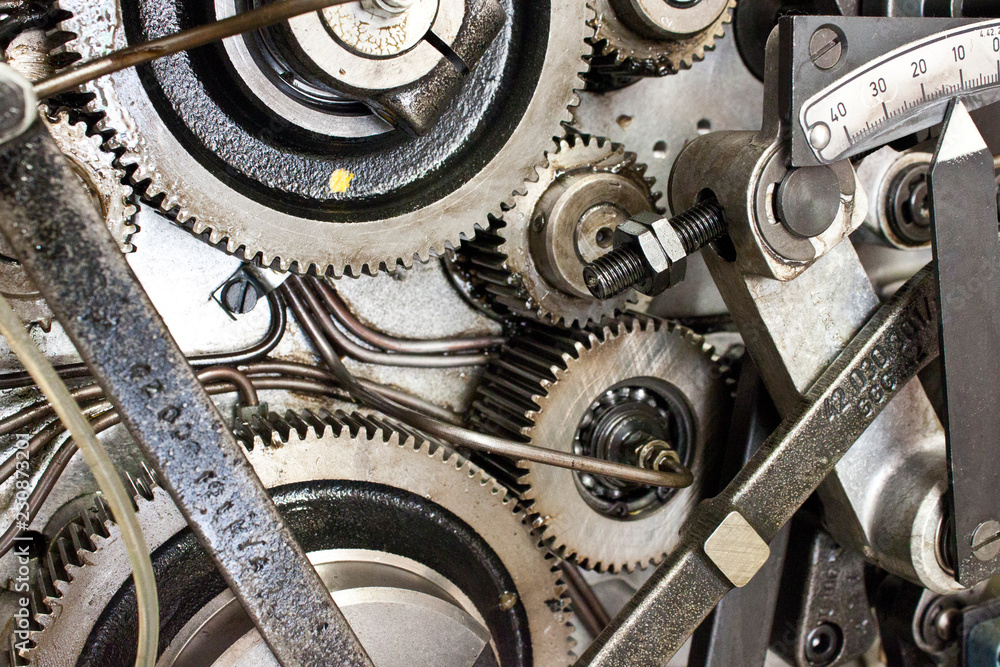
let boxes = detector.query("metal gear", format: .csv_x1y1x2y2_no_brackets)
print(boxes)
14,410,574,666
40,109,137,253
472,317,728,573
49,0,591,277
587,0,736,81
460,134,660,327
0,107,136,326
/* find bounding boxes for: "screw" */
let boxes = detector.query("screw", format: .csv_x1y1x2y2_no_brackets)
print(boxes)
972,520,1000,562
221,277,261,315
809,27,845,70
583,198,727,300
804,622,843,666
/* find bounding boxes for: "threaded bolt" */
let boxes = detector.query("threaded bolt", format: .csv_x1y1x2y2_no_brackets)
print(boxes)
583,198,727,299
671,199,727,254
583,246,646,300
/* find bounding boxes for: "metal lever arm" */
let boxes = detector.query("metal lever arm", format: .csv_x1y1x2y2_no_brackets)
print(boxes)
577,267,940,666
0,68,372,667
930,99,1000,586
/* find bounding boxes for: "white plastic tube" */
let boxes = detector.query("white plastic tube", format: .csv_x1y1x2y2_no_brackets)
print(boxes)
0,293,158,667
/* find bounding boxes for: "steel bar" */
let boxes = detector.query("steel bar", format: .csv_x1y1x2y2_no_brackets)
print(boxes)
285,279,693,488
0,101,371,665
929,99,1000,585
578,266,940,666
688,364,786,667
33,0,354,98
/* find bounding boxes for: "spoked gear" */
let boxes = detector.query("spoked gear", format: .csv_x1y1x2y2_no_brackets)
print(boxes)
472,317,729,572
49,0,591,277
587,0,736,84
0,107,136,326
459,135,659,327
14,410,575,666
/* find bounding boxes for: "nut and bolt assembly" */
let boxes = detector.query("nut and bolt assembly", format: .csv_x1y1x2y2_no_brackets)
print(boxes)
634,437,682,473
583,197,727,299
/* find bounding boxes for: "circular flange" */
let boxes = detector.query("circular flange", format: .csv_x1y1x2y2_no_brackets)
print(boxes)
460,134,659,326
587,0,735,80
51,0,591,277
473,318,728,572
19,411,574,666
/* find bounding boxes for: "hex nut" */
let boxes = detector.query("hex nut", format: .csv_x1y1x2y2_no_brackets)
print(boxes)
613,218,670,295
613,212,688,295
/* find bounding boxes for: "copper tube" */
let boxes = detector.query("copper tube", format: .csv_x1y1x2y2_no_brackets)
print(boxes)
33,0,355,98
292,278,491,368
313,279,504,355
244,360,463,425
284,282,693,488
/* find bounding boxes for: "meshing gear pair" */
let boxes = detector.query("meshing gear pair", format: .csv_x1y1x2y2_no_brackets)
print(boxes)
13,411,574,666
0,108,135,327
472,317,729,573
459,134,660,327
50,0,591,277
586,0,737,83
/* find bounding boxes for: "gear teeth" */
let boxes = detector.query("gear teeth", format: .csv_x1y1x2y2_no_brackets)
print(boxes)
39,105,138,253
14,494,118,663
472,316,725,572
459,133,659,326
17,407,575,665
586,0,735,88
50,0,592,280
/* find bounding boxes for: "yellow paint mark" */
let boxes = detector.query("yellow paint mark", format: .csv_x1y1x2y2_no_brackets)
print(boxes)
329,169,355,194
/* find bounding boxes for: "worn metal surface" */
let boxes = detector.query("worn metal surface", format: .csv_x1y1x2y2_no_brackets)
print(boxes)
577,267,941,666
673,31,956,595
770,524,878,667
0,105,371,665
21,411,575,666
785,16,983,167
575,33,762,201
53,0,589,277
930,100,1000,586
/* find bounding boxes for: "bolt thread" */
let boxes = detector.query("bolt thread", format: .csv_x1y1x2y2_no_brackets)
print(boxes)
670,198,727,254
583,246,646,300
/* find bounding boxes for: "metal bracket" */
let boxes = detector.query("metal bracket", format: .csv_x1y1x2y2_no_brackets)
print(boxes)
577,267,942,666
929,99,1000,586
784,16,987,166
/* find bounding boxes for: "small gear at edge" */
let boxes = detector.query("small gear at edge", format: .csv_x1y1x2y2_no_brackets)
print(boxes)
458,134,660,327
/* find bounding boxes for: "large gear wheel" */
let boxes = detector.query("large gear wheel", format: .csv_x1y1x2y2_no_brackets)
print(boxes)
459,134,659,327
472,318,728,573
0,108,136,326
49,0,591,277
15,410,574,666
587,0,736,82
